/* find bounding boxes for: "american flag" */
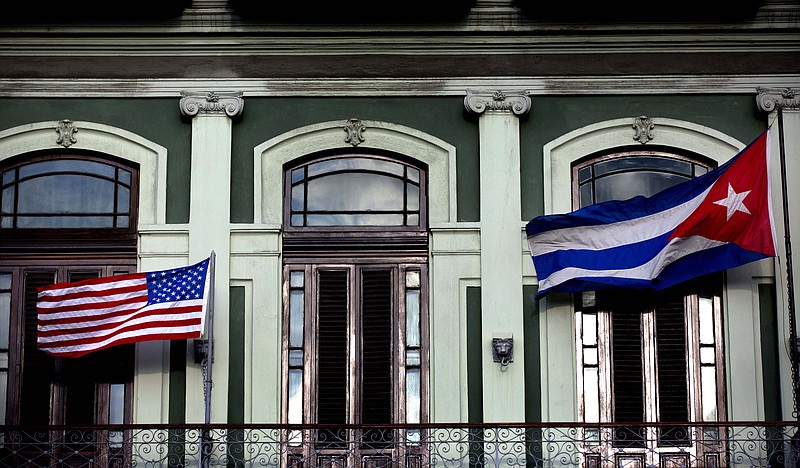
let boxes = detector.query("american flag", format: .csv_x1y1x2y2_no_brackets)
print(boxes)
37,257,211,358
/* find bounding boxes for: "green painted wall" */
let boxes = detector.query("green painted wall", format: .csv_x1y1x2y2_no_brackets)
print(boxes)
466,286,483,423
231,97,480,223
759,283,781,420
228,286,245,424
523,285,540,423
0,98,192,223
520,94,768,220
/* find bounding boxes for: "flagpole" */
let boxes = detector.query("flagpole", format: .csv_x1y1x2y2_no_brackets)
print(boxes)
205,250,216,425
776,108,799,419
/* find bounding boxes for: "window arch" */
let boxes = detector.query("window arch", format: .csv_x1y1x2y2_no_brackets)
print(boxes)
572,146,725,464
281,150,429,466
285,152,426,230
0,149,139,466
1,153,137,231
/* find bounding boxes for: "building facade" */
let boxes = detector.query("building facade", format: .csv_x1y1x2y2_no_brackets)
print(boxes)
0,0,799,466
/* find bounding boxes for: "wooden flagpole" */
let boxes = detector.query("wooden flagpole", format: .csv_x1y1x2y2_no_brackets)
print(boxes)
776,108,799,419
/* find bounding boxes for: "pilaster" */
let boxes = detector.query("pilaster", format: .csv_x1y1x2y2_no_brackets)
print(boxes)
465,90,531,423
179,91,243,423
756,87,800,421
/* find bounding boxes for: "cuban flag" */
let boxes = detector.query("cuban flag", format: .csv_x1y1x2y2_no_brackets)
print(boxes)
527,130,776,300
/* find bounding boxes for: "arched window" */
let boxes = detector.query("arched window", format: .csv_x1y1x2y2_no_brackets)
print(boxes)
573,148,725,465
0,151,138,466
285,153,425,229
281,151,428,466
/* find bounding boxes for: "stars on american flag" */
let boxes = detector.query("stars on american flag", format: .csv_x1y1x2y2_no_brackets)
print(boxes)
146,260,208,304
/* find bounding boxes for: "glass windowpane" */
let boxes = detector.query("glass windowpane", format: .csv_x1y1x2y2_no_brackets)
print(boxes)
407,185,420,211
595,172,691,203
290,271,304,288
116,216,129,228
307,173,404,211
0,292,9,349
291,185,304,211
701,367,718,421
289,349,303,366
289,291,304,347
307,157,404,178
583,347,598,366
406,290,420,347
584,367,600,423
0,370,5,424
19,160,116,179
407,167,420,183
307,214,404,226
118,169,131,185
18,175,115,213
0,273,9,289
288,369,303,424
406,271,420,288
291,214,304,226
406,369,420,424
579,184,593,208
594,156,692,177
17,215,114,228
406,214,419,226
406,349,421,366
582,313,597,346
699,297,714,344
109,384,125,424
700,347,715,365
1,187,13,213
578,166,592,183
0,217,10,228
117,186,130,212
1,170,12,186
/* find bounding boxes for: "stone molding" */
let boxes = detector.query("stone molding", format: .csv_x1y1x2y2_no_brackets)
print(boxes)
179,91,244,118
756,87,800,112
464,90,531,116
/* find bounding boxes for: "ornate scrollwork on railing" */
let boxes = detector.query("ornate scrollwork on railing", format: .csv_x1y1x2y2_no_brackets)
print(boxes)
1,422,798,467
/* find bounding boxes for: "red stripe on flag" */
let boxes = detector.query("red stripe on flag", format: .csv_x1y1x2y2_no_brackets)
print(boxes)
36,257,212,358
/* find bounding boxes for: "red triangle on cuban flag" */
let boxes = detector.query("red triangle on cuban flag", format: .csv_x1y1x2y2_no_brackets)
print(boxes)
669,131,775,257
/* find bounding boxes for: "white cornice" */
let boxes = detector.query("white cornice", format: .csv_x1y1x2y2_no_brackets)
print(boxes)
0,75,797,97
1,34,798,57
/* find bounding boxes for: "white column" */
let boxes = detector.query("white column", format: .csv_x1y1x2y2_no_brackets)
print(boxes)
179,91,243,423
757,87,800,421
465,91,531,423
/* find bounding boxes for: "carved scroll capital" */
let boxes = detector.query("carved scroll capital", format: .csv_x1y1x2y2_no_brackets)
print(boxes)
756,87,800,113
633,115,655,144
179,91,244,118
56,119,78,148
464,90,531,116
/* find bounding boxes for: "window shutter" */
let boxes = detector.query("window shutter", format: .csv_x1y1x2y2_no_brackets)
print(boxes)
611,310,644,424
360,269,392,424
655,298,689,423
317,270,348,426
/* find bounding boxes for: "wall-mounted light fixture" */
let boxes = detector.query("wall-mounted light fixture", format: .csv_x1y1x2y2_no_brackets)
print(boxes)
492,336,514,367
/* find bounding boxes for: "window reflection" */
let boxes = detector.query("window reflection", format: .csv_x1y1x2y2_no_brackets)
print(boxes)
289,155,423,227
575,151,712,207
1,158,133,229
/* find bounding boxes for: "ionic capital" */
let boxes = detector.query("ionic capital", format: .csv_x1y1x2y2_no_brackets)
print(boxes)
756,87,800,113
180,91,244,118
464,90,531,116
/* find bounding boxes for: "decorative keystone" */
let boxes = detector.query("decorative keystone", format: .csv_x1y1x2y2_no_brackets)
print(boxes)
633,116,654,144
56,120,78,148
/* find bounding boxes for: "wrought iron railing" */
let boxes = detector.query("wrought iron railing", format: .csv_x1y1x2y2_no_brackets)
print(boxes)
1,422,799,467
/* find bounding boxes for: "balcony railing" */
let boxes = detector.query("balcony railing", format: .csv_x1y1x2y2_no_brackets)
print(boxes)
1,421,798,467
